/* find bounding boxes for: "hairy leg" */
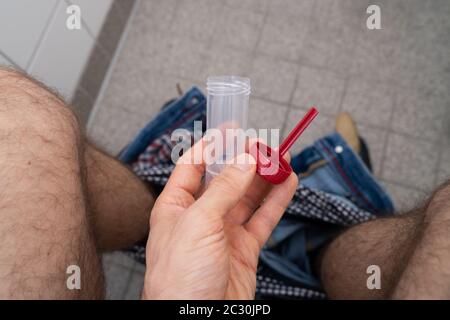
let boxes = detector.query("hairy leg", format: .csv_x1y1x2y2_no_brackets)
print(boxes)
320,180,450,299
1,67,154,251
319,211,422,299
0,68,153,298
84,144,153,251
392,181,450,299
0,68,102,298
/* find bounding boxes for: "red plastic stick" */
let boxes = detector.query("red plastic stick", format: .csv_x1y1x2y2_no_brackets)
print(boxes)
279,107,319,156
250,106,319,184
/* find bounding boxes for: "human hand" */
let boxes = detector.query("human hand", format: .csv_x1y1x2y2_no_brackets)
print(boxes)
142,140,298,299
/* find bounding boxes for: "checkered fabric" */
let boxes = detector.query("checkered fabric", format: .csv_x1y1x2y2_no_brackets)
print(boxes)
126,132,375,299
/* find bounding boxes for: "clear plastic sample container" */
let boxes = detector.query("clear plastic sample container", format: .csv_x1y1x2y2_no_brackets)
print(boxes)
205,76,250,184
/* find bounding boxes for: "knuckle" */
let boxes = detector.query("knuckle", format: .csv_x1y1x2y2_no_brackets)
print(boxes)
210,171,241,195
257,210,278,231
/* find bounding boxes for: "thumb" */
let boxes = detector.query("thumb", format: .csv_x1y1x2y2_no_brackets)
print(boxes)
193,153,256,219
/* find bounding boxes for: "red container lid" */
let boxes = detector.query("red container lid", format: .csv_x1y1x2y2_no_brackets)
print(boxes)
250,107,318,185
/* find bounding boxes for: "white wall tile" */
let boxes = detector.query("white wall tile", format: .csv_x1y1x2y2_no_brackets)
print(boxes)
0,0,58,69
28,1,95,100
67,0,113,37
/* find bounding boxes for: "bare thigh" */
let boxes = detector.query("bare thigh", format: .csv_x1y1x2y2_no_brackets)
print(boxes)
319,212,422,299
0,68,103,299
320,180,450,299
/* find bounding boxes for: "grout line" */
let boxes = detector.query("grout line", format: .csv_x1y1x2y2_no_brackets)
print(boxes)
86,0,140,131
86,0,448,163
202,1,226,80
335,120,441,146
222,1,269,14
376,91,396,179
295,0,317,68
432,131,446,187
95,1,135,58
205,1,225,51
286,65,300,108
280,113,295,139
26,0,60,72
243,0,269,88
167,0,223,52
282,1,317,137
0,50,23,71
189,67,442,143
65,0,113,59
380,129,439,145
280,106,292,138
252,4,270,54
380,178,430,193
281,67,302,136
128,3,352,80
169,0,182,29
337,75,349,114
252,96,291,109
65,0,92,37
431,92,450,187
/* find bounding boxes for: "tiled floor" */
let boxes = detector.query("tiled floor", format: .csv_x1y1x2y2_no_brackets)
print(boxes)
87,0,450,299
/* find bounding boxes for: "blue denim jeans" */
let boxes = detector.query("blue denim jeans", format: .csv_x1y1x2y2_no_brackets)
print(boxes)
292,134,393,215
119,87,206,163
119,87,394,295
259,133,394,290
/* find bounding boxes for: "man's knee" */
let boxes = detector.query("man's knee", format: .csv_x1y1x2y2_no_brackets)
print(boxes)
0,68,81,146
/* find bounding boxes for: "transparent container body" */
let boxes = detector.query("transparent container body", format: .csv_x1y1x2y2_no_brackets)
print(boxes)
205,76,250,184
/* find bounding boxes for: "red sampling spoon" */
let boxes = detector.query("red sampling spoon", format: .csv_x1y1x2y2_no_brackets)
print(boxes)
250,107,319,184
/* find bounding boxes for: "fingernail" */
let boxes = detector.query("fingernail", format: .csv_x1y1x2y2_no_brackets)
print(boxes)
231,153,256,172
